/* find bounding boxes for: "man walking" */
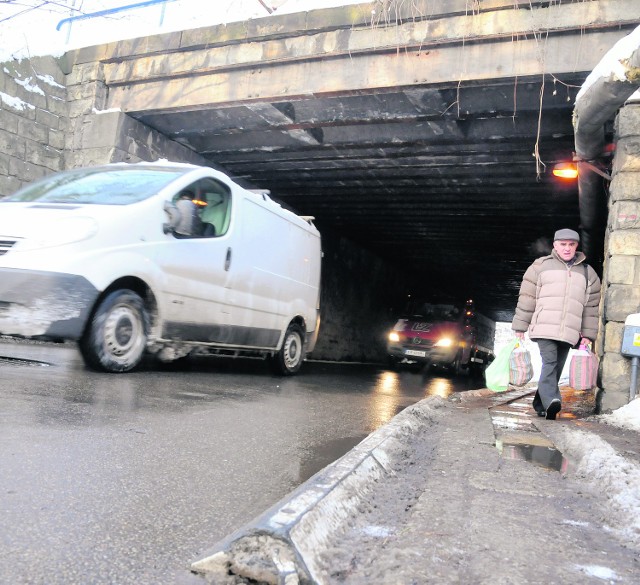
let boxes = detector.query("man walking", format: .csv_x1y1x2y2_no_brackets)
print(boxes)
512,229,601,419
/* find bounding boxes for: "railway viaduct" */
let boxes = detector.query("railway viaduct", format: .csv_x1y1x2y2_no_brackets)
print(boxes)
0,0,639,409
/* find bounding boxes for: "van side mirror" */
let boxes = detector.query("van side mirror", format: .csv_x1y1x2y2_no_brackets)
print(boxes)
163,200,180,234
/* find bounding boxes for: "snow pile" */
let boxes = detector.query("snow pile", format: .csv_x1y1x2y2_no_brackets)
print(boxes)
576,23,640,101
553,400,640,550
597,397,640,432
562,427,640,547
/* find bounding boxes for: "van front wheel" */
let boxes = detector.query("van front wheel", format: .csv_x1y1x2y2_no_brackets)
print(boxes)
80,290,149,373
269,323,305,375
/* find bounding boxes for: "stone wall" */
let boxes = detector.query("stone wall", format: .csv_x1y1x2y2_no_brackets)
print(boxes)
0,56,67,198
311,230,410,363
600,102,640,410
62,50,213,169
0,53,211,193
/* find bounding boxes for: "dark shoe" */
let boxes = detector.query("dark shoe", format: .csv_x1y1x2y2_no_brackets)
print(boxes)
546,399,561,420
532,392,544,417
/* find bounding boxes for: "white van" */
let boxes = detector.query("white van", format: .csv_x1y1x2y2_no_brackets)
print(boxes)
0,162,322,374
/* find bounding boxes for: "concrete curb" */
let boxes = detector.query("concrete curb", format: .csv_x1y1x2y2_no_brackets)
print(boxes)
190,396,448,585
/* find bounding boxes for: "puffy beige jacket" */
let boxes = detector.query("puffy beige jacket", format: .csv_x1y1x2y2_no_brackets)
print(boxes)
511,250,601,345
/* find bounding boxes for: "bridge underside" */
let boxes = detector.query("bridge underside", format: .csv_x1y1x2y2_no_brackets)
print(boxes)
135,76,586,322
90,1,638,321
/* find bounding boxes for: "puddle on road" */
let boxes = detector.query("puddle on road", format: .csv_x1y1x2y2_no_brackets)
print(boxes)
490,392,571,473
298,434,368,483
496,433,569,472
499,442,568,472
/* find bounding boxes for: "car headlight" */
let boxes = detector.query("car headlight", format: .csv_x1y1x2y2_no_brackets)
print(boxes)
435,337,453,348
388,332,400,343
17,217,98,251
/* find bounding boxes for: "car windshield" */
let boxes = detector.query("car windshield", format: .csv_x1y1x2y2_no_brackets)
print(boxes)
409,303,460,322
1,167,187,205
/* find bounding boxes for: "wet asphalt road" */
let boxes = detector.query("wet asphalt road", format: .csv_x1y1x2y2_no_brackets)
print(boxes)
0,341,485,584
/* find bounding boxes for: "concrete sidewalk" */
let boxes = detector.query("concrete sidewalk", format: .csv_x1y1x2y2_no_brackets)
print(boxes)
190,388,640,585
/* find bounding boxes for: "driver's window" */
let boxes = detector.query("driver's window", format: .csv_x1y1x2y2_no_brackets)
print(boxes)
170,178,231,239
198,179,232,237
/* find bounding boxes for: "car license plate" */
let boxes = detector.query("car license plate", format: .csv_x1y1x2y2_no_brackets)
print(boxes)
405,349,426,357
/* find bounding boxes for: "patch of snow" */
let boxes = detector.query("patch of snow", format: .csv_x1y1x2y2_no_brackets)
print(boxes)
561,428,640,547
360,525,394,538
576,24,640,101
14,76,45,96
36,73,64,89
575,564,619,581
597,398,640,433
0,91,35,111
92,107,122,115
562,519,590,527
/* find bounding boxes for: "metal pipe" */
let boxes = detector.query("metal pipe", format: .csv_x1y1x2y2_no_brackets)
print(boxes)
573,25,640,268
56,0,174,32
577,160,607,273
631,357,639,401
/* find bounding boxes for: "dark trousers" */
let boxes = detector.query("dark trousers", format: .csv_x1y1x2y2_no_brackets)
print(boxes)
533,338,572,412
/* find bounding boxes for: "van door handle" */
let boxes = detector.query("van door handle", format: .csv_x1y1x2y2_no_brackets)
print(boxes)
224,247,232,271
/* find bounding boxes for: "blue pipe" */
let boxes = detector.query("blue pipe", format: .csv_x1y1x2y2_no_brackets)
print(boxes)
56,0,174,31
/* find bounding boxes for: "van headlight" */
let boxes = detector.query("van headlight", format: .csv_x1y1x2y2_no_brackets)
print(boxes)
388,332,400,343
17,217,98,250
435,337,453,348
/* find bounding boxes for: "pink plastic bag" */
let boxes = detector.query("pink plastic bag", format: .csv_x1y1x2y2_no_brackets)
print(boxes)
569,348,598,390
509,344,533,386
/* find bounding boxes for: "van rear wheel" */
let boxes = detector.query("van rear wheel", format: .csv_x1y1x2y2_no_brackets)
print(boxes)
269,323,305,375
79,289,149,373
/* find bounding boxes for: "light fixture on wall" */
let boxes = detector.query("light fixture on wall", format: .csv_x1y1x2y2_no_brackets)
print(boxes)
552,162,578,179
552,156,613,182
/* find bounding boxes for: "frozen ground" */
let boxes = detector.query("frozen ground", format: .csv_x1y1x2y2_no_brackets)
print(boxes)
198,395,640,584
319,396,640,585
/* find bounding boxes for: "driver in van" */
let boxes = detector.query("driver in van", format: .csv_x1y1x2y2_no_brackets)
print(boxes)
174,189,204,237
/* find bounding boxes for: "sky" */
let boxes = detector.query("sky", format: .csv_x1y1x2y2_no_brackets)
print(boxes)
0,0,368,62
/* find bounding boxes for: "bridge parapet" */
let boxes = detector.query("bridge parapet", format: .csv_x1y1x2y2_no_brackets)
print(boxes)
76,0,639,115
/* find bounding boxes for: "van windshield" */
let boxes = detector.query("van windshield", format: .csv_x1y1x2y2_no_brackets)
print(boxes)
408,302,460,322
2,167,186,205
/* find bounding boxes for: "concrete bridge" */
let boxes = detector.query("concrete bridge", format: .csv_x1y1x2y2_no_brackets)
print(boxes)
1,0,639,408
60,0,637,315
